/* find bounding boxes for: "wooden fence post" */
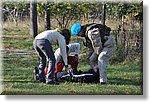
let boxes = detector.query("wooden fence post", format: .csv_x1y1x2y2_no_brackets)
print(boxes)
102,3,106,25
30,0,38,38
45,0,51,30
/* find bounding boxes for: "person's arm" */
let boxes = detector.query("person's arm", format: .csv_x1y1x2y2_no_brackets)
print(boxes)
58,36,68,67
54,48,61,65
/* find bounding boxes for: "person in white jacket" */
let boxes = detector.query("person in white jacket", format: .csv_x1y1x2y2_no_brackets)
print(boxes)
33,29,71,84
54,43,80,73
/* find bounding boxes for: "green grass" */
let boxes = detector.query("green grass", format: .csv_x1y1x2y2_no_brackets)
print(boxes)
2,54,142,95
1,20,143,95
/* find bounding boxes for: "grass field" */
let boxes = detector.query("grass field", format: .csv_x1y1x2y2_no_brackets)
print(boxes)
1,21,143,95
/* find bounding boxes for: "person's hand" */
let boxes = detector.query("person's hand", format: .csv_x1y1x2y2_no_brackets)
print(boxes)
67,68,73,74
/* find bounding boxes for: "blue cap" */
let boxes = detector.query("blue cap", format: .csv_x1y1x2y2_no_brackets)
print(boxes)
71,23,81,36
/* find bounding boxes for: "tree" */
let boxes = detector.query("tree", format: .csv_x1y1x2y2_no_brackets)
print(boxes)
30,0,38,38
45,0,51,30
102,3,106,25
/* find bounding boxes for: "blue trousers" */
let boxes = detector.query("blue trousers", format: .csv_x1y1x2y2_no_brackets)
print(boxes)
33,39,56,82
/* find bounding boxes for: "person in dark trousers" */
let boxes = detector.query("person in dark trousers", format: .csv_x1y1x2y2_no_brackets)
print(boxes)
71,23,116,84
33,28,71,84
44,43,80,80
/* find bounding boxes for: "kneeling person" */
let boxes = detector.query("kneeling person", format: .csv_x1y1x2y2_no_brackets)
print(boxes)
44,43,80,78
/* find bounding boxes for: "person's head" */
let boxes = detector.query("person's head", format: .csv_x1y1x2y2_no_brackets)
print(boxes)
71,23,86,37
61,29,71,45
71,23,81,36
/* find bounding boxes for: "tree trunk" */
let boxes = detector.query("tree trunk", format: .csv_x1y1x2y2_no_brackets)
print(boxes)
14,6,18,26
30,0,38,38
45,0,51,30
102,4,106,25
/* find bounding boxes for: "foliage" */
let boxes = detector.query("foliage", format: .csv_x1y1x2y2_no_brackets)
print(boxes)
36,2,103,28
2,1,142,28
107,2,143,19
109,44,125,64
2,1,30,21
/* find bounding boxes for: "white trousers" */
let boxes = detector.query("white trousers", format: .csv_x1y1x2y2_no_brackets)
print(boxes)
89,47,115,83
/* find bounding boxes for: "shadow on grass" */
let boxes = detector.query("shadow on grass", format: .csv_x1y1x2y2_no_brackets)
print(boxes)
109,77,142,86
3,77,142,86
3,80,38,83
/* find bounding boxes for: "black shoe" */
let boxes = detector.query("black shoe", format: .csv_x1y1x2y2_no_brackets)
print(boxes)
46,81,59,85
39,79,46,83
33,67,39,80
100,82,107,85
